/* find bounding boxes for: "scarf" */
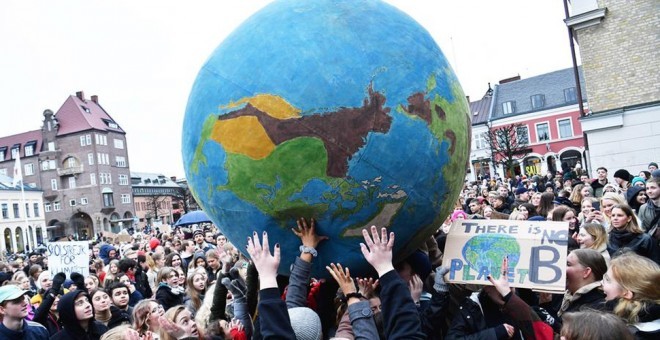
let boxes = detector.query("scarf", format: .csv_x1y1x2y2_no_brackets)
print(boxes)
558,281,602,316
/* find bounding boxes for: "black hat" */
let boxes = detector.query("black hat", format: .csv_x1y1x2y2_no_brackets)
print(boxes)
613,169,633,181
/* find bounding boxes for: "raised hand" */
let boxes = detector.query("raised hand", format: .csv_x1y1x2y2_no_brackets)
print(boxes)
356,277,379,299
246,231,280,289
360,225,395,277
408,274,423,305
433,266,450,293
291,217,328,249
158,315,186,339
326,263,357,295
487,256,512,297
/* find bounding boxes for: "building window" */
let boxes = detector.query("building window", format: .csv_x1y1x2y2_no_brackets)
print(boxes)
99,173,112,185
536,123,550,142
86,134,92,145
87,153,94,165
90,173,97,185
103,193,114,207
80,136,87,146
80,197,88,205
67,157,78,168
51,179,58,190
13,203,19,218
502,101,515,114
474,132,488,150
516,125,530,144
0,169,6,176
53,201,61,211
1,204,7,219
0,152,4,162
25,203,30,217
95,134,107,145
119,174,129,185
114,139,124,149
116,156,126,167
45,203,51,213
11,148,19,159
121,194,131,204
531,94,545,109
558,118,573,138
69,199,77,207
33,203,39,217
69,177,76,189
48,142,55,151
24,163,34,176
564,87,577,103
25,145,34,156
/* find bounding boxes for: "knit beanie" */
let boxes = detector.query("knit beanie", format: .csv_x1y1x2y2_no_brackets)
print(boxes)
36,270,50,290
288,307,322,340
613,169,632,181
631,177,645,187
149,238,160,251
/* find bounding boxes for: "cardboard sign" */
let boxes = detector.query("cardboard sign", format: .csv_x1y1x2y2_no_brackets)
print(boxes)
47,241,90,279
441,219,568,293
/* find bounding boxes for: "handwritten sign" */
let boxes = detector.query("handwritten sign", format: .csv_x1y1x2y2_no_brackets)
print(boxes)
441,220,568,293
47,241,90,279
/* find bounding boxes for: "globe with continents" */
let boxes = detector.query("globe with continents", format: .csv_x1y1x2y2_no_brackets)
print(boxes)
462,234,521,278
182,0,471,277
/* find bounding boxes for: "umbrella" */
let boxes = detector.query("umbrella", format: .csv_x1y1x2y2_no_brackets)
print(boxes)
174,210,212,226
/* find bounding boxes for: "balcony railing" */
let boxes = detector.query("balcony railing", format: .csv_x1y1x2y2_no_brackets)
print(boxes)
57,165,84,177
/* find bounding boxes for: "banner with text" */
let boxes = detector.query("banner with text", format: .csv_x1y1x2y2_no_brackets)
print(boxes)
441,219,568,293
47,241,90,279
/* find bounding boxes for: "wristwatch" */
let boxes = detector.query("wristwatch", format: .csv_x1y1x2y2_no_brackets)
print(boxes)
299,245,318,257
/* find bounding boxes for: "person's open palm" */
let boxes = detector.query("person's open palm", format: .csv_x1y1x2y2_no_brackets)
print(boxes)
360,225,395,277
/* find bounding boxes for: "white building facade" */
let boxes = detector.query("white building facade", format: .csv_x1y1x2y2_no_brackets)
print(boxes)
0,175,47,255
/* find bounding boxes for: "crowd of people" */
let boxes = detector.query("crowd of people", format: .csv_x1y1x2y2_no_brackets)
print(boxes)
0,162,658,339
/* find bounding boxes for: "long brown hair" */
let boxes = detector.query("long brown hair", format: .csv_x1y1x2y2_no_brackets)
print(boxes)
132,299,159,335
185,269,206,312
538,192,555,217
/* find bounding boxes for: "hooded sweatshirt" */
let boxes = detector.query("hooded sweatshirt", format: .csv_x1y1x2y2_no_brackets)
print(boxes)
50,290,108,340
98,244,115,266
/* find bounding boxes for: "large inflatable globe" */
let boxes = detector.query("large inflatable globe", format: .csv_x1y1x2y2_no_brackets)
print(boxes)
183,0,471,276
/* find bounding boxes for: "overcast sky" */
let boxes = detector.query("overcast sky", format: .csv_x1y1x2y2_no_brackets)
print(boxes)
0,0,577,178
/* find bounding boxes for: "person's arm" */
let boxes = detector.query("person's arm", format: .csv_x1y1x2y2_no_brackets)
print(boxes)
419,267,451,337
33,272,65,328
287,218,328,308
248,231,296,338
210,274,229,321
327,263,379,340
360,226,425,340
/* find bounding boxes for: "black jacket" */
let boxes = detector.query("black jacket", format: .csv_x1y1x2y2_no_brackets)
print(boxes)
50,290,108,340
156,284,184,311
134,266,152,299
608,229,660,264
32,289,62,335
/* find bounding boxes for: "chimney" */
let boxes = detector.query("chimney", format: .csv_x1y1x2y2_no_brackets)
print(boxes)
91,95,98,104
170,176,177,182
76,91,85,100
499,75,521,84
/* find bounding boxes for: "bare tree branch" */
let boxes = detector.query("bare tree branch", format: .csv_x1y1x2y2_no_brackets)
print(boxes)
485,123,531,177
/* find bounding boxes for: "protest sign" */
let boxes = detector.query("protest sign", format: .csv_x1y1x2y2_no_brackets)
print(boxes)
441,219,568,293
47,241,90,279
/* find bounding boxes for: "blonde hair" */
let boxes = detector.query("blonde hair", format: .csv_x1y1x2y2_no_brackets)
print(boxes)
569,184,585,205
100,325,132,340
581,223,608,251
157,266,176,283
609,253,660,324
132,299,158,335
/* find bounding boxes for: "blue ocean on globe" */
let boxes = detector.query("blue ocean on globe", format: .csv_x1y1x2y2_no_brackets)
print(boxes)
182,0,471,276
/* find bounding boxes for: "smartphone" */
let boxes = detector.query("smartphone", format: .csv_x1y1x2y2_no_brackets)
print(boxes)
592,201,600,211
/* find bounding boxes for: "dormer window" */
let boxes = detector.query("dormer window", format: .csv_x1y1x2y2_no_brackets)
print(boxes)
81,105,91,113
108,122,118,128
11,146,20,159
502,101,516,114
531,94,545,109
